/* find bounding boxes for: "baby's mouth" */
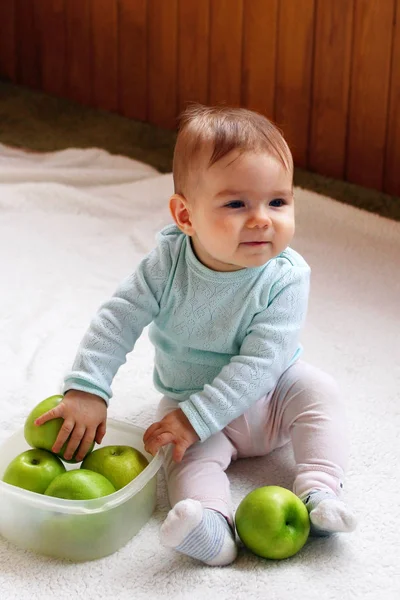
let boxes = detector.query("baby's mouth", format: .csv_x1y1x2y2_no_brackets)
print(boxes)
241,241,270,245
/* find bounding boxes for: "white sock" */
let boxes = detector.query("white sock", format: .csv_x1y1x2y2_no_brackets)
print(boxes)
160,499,237,566
302,490,357,536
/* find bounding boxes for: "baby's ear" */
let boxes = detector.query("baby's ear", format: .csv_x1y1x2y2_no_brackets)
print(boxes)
169,194,195,235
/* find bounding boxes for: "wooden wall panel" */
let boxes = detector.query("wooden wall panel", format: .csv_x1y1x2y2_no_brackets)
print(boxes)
35,0,66,98
119,0,148,121
347,0,395,190
91,0,119,113
309,0,353,180
209,0,243,106
65,0,93,106
384,0,400,196
242,0,278,119
15,0,41,89
275,0,316,168
1,0,400,196
148,0,178,128
0,0,16,81
177,0,210,114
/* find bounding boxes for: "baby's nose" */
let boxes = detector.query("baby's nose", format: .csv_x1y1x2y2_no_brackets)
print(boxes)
247,208,272,228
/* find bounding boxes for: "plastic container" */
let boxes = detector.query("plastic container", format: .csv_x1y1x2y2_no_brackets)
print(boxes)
0,418,163,561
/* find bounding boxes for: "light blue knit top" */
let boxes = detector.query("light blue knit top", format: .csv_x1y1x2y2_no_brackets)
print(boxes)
64,225,310,441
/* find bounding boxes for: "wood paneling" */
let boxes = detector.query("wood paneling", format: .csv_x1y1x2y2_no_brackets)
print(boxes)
1,0,400,197
15,0,41,89
177,0,210,114
384,0,400,196
242,0,278,119
119,0,148,121
309,0,354,180
275,0,316,167
91,0,119,113
148,0,178,128
35,0,66,97
209,0,243,106
66,0,93,106
347,0,395,190
0,0,16,81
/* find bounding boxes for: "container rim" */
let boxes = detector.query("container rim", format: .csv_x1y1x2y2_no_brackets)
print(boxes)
0,418,163,514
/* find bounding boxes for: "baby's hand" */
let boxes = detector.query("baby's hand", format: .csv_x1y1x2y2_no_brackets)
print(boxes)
143,409,199,462
34,390,107,462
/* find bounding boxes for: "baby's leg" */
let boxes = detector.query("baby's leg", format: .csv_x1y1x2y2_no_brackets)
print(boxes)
156,396,237,566
271,361,356,535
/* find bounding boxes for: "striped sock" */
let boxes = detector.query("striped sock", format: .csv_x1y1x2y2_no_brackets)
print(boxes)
160,499,237,566
302,489,357,537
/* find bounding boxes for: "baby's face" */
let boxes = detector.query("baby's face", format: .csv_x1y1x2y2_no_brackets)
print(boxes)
185,151,295,272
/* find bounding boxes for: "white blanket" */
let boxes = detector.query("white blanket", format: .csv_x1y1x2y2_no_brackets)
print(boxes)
0,144,399,600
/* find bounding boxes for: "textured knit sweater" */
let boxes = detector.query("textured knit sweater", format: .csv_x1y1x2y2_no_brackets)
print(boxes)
63,224,311,441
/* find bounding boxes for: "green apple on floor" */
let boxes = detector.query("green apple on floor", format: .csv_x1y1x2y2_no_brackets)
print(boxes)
44,469,115,500
24,395,94,463
2,448,66,494
81,445,149,490
235,485,310,560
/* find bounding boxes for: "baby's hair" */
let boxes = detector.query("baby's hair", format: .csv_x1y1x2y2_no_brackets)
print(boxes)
173,104,293,196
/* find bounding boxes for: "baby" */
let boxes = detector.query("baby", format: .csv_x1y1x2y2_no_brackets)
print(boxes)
36,105,356,566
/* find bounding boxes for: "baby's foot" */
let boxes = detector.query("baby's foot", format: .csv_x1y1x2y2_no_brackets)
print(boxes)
302,490,357,536
160,499,237,566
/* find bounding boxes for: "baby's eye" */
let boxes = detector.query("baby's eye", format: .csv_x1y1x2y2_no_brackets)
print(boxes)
225,200,245,209
269,198,285,207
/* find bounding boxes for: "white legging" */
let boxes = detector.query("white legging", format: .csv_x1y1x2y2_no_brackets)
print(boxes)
156,360,349,525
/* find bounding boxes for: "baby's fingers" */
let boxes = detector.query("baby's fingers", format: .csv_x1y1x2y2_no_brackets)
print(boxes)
95,420,107,445
74,429,96,462
34,405,64,427
144,431,173,456
172,441,188,463
51,419,75,454
62,425,86,460
143,421,160,443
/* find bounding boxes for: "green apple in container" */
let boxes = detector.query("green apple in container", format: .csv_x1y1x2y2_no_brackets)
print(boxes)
2,448,66,494
235,486,310,560
44,469,115,500
81,445,149,490
24,395,94,463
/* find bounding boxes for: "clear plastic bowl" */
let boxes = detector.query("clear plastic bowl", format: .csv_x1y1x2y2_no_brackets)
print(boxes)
0,418,163,561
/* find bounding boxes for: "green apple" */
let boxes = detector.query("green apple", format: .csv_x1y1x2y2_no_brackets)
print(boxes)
235,485,310,560
2,448,66,494
24,395,94,463
44,469,115,500
81,445,148,490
